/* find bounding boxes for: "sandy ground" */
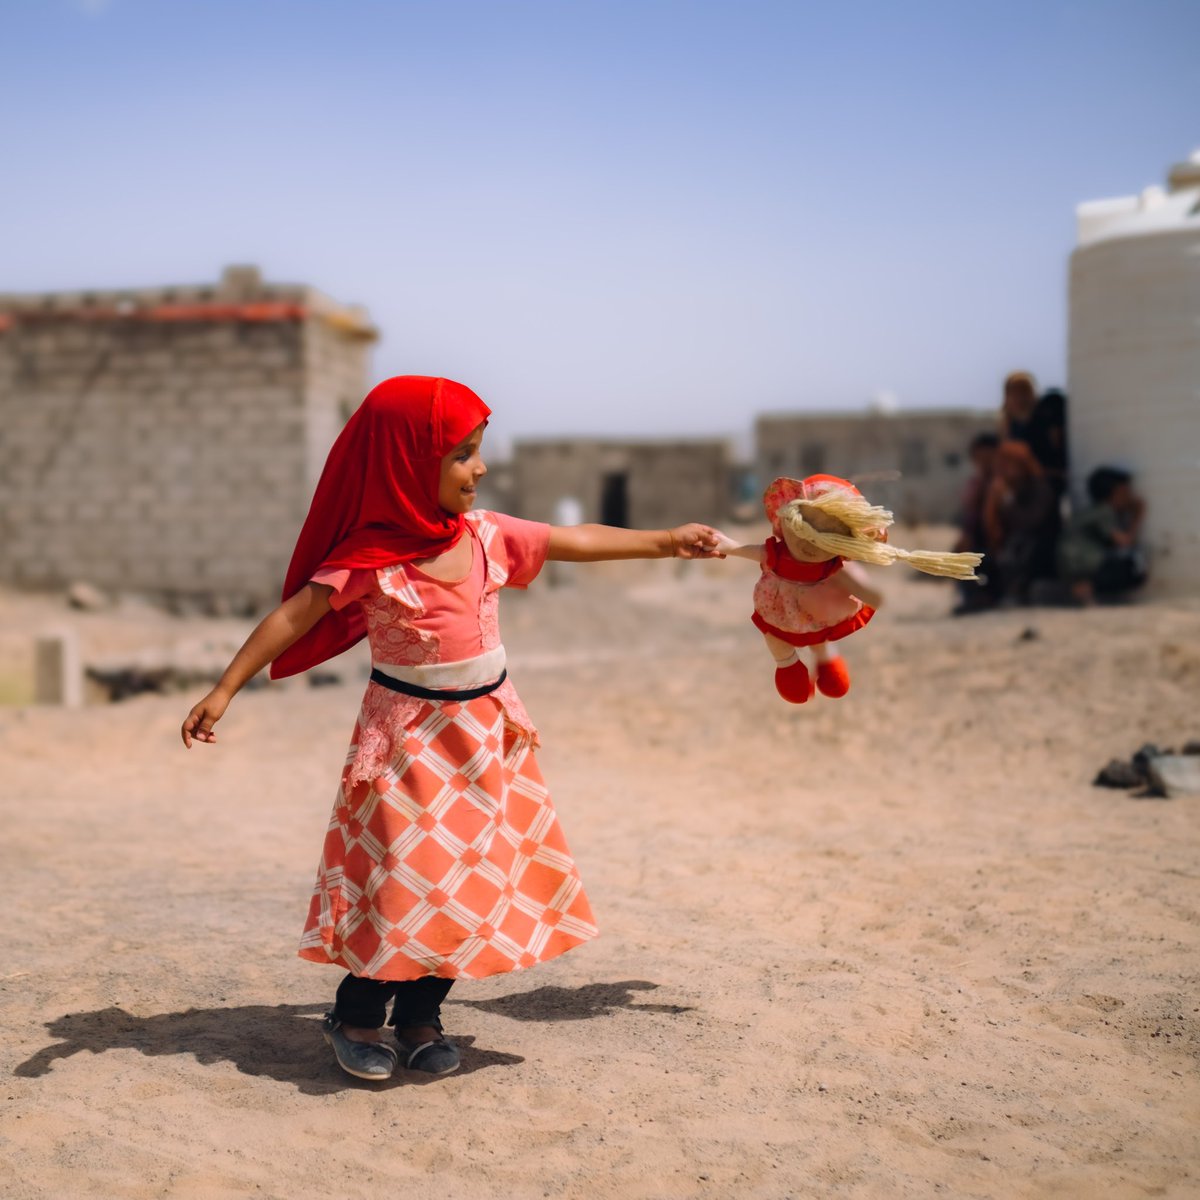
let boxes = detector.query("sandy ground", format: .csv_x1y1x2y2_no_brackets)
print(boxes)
1,540,1198,1200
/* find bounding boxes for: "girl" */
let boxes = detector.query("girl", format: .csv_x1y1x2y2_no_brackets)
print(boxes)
180,376,720,1082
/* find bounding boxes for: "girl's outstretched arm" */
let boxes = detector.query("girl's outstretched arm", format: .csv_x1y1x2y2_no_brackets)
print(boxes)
547,523,723,562
180,582,334,748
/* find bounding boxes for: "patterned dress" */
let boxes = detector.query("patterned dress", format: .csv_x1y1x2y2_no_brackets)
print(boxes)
751,539,876,647
298,510,598,982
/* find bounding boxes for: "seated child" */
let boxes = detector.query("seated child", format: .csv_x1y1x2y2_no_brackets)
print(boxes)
1058,465,1147,604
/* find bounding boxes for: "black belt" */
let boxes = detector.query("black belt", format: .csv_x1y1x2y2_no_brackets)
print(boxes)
369,667,507,702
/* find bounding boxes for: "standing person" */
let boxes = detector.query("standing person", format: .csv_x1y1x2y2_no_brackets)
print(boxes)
180,376,721,1082
1001,371,1038,444
953,431,1001,614
548,494,585,587
982,439,1056,604
1026,388,1068,496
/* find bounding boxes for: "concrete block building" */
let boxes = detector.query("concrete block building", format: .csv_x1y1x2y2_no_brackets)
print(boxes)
512,438,732,529
0,265,376,606
755,408,999,525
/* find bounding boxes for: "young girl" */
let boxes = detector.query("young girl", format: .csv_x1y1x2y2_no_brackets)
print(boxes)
180,376,720,1082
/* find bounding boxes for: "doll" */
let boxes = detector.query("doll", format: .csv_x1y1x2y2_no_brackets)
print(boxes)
717,475,983,703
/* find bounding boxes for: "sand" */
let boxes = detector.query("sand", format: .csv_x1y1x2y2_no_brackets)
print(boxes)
1,542,1198,1200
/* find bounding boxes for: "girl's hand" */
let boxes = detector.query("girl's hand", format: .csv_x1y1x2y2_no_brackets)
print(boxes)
181,688,231,748
669,524,724,559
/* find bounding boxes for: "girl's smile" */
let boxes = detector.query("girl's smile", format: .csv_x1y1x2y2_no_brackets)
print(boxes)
438,424,487,514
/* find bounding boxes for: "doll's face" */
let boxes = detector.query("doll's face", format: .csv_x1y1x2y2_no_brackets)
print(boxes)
781,503,850,562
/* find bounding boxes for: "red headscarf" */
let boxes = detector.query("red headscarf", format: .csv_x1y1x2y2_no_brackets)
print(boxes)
270,375,490,679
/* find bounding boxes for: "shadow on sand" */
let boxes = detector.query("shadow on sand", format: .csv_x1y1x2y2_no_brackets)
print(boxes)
453,979,694,1021
13,1002,521,1094
14,981,690,1093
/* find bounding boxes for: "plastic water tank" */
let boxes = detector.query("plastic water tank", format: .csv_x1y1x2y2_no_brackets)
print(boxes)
1068,151,1200,596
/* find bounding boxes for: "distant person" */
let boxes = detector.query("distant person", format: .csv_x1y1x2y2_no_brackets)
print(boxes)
1001,371,1039,444
953,431,1001,614
1023,388,1070,584
983,439,1056,604
179,375,722,1082
1026,388,1069,497
549,494,585,586
1058,465,1147,604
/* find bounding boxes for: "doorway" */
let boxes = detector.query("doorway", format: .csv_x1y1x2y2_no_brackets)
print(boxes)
600,471,629,527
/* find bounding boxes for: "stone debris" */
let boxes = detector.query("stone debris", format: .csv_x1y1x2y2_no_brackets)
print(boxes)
66,581,110,611
84,663,343,702
1145,756,1200,799
1093,741,1200,798
1093,758,1145,789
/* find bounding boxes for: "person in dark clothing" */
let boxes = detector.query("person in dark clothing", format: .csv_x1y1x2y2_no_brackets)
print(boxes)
983,440,1057,605
1026,389,1068,493
952,431,1001,614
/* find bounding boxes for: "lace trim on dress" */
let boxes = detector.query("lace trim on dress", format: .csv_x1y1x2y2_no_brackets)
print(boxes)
344,513,539,789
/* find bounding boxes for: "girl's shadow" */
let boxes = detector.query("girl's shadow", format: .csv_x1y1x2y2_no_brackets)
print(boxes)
14,981,689,1094
13,1003,522,1095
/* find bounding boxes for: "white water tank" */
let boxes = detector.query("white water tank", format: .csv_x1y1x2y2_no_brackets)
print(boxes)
1068,151,1200,597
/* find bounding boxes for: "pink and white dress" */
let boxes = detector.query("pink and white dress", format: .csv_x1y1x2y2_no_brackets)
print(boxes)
298,510,598,982
751,538,875,647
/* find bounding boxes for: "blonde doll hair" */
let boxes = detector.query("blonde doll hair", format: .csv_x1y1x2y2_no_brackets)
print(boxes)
779,489,983,581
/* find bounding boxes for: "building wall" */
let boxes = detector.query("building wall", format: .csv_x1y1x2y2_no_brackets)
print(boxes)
0,267,375,606
512,438,731,528
1068,227,1200,598
754,410,999,524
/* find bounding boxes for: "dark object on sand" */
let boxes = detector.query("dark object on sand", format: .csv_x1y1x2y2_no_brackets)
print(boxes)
1131,743,1163,776
86,666,174,702
85,664,235,702
1093,741,1200,798
1094,759,1145,789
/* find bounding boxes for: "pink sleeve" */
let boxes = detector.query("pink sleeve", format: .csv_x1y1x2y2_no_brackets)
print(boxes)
492,512,550,588
310,566,378,611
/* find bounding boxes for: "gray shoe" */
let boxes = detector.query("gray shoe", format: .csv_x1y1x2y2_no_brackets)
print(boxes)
395,1018,461,1075
322,1013,399,1081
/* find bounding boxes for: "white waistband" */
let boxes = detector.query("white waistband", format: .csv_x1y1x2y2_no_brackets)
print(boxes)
372,645,507,690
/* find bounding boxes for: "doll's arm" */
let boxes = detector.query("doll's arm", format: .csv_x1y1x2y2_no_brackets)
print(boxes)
712,532,765,563
831,562,884,608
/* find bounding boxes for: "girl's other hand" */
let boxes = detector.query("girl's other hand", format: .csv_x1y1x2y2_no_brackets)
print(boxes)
181,688,231,748
670,524,724,559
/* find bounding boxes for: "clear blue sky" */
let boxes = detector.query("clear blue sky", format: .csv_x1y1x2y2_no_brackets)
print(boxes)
3,0,1197,448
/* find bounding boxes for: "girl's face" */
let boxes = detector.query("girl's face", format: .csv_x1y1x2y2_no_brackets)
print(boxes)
438,423,487,514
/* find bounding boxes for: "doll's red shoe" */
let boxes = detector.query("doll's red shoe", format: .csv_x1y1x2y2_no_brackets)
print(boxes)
816,656,851,698
774,660,815,704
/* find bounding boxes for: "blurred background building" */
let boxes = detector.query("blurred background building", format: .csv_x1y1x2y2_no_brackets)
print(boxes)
511,438,732,529
755,407,997,524
0,266,376,608
1068,151,1200,597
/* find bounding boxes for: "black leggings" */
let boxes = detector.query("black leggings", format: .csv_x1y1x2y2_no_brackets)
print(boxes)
333,973,454,1030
